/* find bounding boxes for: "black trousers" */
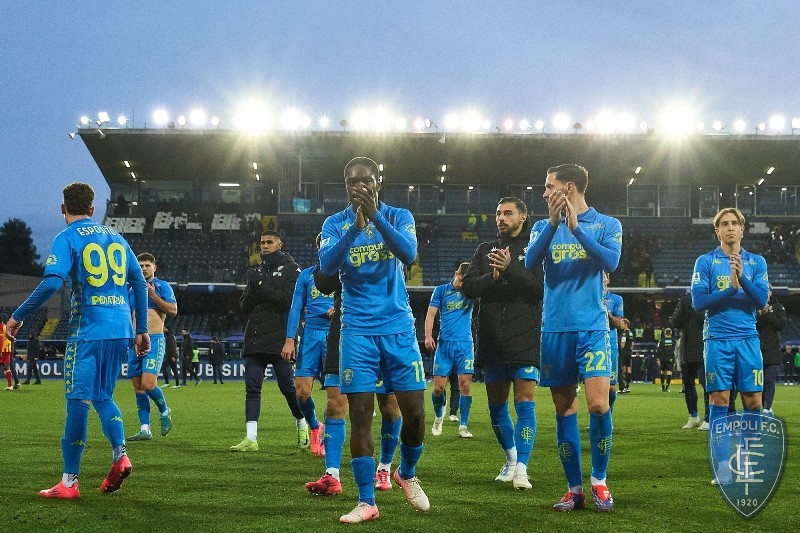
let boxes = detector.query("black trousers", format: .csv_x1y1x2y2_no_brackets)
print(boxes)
211,363,224,383
763,363,781,410
27,359,41,381
244,354,303,422
162,358,180,384
181,357,199,384
682,360,709,421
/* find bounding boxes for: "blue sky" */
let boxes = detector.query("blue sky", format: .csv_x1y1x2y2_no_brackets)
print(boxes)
1,1,798,255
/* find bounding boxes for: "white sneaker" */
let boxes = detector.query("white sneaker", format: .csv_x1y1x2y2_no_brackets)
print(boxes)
448,414,459,422
762,408,774,416
431,416,444,436
458,425,473,438
4,386,13,391
393,469,430,512
698,421,709,431
495,461,516,482
682,416,702,429
512,465,532,490
339,502,380,523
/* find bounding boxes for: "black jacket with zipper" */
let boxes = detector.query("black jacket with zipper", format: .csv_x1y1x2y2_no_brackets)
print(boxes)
461,220,543,367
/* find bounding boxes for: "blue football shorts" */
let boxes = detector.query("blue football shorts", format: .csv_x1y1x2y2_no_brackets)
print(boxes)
609,345,619,385
433,340,474,376
704,337,764,393
540,330,612,387
339,331,425,394
65,338,128,401
484,362,541,384
127,333,165,377
295,327,328,379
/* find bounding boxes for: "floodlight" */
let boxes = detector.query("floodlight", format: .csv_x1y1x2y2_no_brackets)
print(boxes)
462,111,482,132
519,119,531,131
712,121,723,132
635,166,642,174
757,122,766,131
639,121,648,133
234,102,270,132
617,113,635,132
534,120,545,131
767,167,775,174
696,122,705,132
553,113,570,131
177,115,187,127
252,162,258,170
734,119,746,132
153,109,169,127
792,117,800,131
210,116,220,127
659,105,695,136
189,109,206,126
503,118,514,132
394,117,406,131
482,120,492,131
628,178,635,186
98,111,110,123
424,118,438,131
350,110,370,131
596,112,615,133
124,160,131,168
757,178,765,186
413,118,425,131
769,115,785,132
444,113,460,131
80,115,91,126
319,116,330,129
441,164,447,173
117,115,128,126
371,109,393,131
281,109,303,130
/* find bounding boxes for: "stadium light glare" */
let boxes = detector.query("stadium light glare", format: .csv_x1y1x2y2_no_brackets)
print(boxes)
117,115,128,126
503,118,514,132
462,110,482,132
553,113,571,132
371,108,393,131
177,115,187,127
444,113,461,131
757,122,766,131
124,160,131,168
757,178,765,185
319,116,330,129
280,108,303,130
218,183,240,187
659,105,695,136
210,116,220,127
441,164,447,173
482,120,492,131
519,119,531,132
767,166,775,174
394,117,406,131
413,118,425,131
234,102,270,132
252,162,258,170
769,115,785,132
595,111,615,133
712,121,723,132
696,122,705,132
440,175,445,184
189,109,206,126
350,109,370,131
639,121,648,133
617,113,635,132
80,115,91,126
97,111,110,124
734,119,746,132
792,117,800,132
153,109,169,127
628,178,635,186
534,119,545,131
635,166,642,174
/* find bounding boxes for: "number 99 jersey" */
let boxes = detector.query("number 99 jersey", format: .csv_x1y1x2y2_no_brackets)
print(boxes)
44,219,144,341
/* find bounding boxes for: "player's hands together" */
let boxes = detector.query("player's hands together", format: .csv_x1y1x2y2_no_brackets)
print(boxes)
547,191,567,227
135,332,151,356
488,247,511,280
281,338,296,363
352,185,378,224
563,197,579,232
729,254,743,289
425,335,436,353
4,317,22,341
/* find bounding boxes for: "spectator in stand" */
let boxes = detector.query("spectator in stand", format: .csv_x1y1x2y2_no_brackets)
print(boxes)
24,332,42,385
756,284,784,415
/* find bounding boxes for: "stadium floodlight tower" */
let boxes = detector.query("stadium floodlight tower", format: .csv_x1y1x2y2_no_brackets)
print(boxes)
734,119,746,133
769,115,785,133
152,109,169,127
189,108,207,127
553,113,571,133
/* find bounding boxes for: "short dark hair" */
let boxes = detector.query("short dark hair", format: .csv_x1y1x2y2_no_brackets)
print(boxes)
137,252,156,264
63,182,94,216
547,164,589,193
497,196,527,215
261,230,282,240
343,157,380,180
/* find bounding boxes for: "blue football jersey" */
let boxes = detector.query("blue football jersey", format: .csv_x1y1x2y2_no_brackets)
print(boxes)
691,247,769,340
43,218,147,341
286,265,335,337
148,277,176,309
429,282,474,342
604,291,624,355
319,203,417,335
528,208,623,332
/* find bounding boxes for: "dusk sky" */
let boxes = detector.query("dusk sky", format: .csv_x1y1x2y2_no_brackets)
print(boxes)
2,1,798,256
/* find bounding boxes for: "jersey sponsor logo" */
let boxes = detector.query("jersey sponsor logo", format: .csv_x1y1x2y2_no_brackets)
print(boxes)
550,243,586,263
46,254,58,266
90,295,127,306
348,242,395,268
716,275,732,291
445,299,468,311
310,286,334,299
710,412,786,518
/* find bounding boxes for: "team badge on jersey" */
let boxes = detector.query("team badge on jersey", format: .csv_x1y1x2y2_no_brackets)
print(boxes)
710,412,786,518
342,369,353,385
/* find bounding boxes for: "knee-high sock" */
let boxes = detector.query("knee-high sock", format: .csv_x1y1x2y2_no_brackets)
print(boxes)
709,404,731,476
431,390,445,418
62,400,90,475
146,385,169,415
589,410,613,481
556,413,583,488
514,401,536,466
489,402,516,452
93,399,126,453
379,416,402,465
299,397,319,429
740,409,762,476
608,389,617,415
324,418,346,470
4,369,11,388
351,456,376,505
135,392,150,426
399,443,423,479
459,395,473,427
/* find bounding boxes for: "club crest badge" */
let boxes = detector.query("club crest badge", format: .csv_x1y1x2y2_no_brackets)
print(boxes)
342,369,353,386
709,412,786,518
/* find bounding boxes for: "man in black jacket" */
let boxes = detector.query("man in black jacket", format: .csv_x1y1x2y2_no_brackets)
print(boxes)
23,333,41,385
161,327,180,388
180,328,200,386
230,230,306,452
671,292,709,430
462,197,544,490
756,284,785,415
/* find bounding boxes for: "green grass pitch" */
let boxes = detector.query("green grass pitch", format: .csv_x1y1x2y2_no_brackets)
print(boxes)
2,379,798,532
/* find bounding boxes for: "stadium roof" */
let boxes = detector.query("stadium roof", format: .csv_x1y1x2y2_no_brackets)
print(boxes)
77,129,800,190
